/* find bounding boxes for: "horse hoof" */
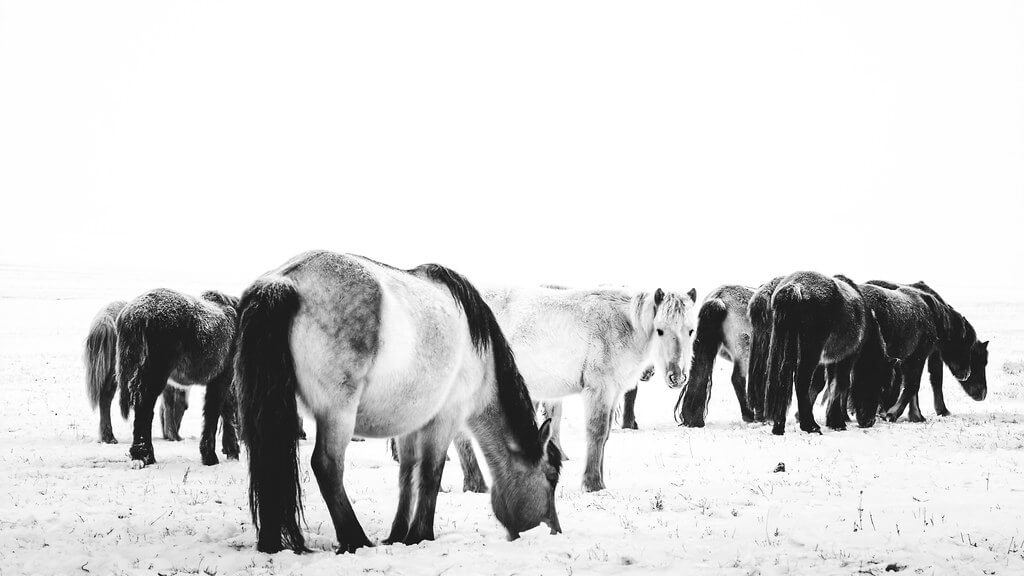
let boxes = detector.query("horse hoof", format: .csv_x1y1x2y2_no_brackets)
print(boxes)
936,410,951,417
771,424,785,436
337,540,373,553
909,416,926,423
582,480,606,493
827,424,846,431
622,421,639,430
202,453,219,466
129,459,146,469
463,482,488,493
800,423,821,435
101,436,118,444
224,451,240,461
885,413,899,423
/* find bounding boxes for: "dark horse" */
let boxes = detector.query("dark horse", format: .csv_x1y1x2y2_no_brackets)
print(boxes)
764,272,892,435
861,280,988,421
235,251,561,553
116,289,240,467
85,300,190,443
674,285,758,427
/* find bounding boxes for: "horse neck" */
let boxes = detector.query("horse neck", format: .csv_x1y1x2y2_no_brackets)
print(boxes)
619,298,656,356
466,401,537,489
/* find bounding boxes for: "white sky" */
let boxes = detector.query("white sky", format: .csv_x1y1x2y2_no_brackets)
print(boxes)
1,1,1022,294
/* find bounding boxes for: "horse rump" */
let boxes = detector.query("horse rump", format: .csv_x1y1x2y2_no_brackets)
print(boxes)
235,276,308,553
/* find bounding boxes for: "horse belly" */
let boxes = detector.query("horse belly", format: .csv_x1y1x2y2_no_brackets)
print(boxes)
355,286,471,438
511,339,587,400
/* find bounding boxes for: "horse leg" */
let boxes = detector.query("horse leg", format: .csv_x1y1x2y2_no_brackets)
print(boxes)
795,335,824,434
453,431,488,493
621,387,639,430
99,374,117,444
220,384,240,460
825,359,854,431
887,354,926,422
383,433,417,545
312,410,372,553
199,370,231,466
403,415,460,545
731,362,755,423
581,387,613,492
541,400,568,461
160,386,186,442
929,351,950,416
909,395,924,423
129,370,167,467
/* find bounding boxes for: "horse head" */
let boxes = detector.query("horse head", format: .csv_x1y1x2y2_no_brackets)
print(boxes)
634,287,697,389
490,418,562,539
923,294,989,401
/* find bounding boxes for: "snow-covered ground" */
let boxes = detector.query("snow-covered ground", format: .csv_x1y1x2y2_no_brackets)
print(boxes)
2,269,1023,575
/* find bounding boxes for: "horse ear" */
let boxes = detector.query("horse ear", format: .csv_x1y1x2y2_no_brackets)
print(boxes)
982,340,989,350
653,288,665,307
538,418,553,445
687,288,697,303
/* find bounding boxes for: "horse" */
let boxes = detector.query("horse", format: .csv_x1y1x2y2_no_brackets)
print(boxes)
85,300,192,444
234,251,562,554
861,280,988,421
674,285,758,427
116,289,240,467
763,272,892,435
454,285,696,492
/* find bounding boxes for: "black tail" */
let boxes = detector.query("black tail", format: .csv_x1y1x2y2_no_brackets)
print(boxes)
765,286,802,428
675,298,727,426
415,264,544,462
85,307,119,410
115,315,148,420
850,311,890,428
235,276,307,554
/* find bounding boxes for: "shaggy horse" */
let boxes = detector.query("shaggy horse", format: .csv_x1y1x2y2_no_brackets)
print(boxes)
862,280,988,421
235,251,561,554
85,300,193,444
674,285,757,427
455,285,695,492
116,289,240,467
764,272,892,435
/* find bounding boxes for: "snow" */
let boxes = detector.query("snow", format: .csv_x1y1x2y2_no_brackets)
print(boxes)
2,274,1023,576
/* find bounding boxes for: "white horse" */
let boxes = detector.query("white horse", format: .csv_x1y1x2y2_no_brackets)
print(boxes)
235,251,562,554
457,285,696,492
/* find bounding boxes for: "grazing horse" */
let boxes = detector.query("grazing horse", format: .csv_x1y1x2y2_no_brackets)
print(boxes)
84,300,191,444
116,289,240,467
764,272,892,435
862,280,988,421
674,285,757,427
235,251,561,554
456,285,696,492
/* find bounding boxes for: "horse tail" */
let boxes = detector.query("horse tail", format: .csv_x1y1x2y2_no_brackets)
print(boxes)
675,297,727,426
235,276,307,554
765,284,803,429
415,264,545,462
850,310,890,428
85,304,120,410
115,312,148,420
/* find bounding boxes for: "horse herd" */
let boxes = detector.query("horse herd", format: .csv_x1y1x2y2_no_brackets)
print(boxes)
81,251,990,554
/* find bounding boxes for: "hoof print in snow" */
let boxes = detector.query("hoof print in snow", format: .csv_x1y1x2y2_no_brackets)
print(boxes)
773,462,786,473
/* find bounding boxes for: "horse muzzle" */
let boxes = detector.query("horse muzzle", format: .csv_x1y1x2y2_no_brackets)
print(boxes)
667,371,686,389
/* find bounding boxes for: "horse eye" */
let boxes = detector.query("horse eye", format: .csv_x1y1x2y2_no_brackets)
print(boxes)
689,329,694,337
657,329,664,336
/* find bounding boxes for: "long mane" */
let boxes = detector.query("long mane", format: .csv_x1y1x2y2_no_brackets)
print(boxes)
414,264,544,461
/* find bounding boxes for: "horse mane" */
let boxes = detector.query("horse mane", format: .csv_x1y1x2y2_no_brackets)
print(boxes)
202,290,240,311
414,264,544,462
